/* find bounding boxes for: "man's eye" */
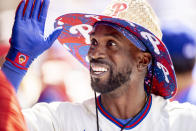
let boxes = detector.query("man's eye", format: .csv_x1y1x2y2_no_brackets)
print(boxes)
91,39,98,46
107,40,117,47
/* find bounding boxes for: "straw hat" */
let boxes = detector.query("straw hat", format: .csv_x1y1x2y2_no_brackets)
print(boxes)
55,12,177,98
103,0,162,40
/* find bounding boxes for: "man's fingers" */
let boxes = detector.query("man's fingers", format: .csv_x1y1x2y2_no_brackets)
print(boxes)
31,0,42,19
39,0,50,23
23,0,34,19
15,0,25,20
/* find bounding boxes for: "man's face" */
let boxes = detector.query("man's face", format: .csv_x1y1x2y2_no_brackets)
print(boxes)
88,24,140,94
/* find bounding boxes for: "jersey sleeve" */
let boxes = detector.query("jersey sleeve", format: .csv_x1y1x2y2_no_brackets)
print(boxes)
22,102,61,131
167,101,196,130
22,101,85,131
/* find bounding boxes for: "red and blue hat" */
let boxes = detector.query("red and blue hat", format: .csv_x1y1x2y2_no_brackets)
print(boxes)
54,13,177,99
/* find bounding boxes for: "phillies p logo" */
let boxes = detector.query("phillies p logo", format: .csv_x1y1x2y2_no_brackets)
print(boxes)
112,2,128,16
69,24,93,45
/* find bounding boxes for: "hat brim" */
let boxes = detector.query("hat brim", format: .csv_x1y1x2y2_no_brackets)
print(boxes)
54,13,177,99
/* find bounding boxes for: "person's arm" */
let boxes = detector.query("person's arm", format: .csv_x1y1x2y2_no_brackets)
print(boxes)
0,69,66,131
0,70,28,131
1,0,62,90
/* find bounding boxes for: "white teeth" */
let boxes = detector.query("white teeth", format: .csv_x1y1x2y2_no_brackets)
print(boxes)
91,66,108,72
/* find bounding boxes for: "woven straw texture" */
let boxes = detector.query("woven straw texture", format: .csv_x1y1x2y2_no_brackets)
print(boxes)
103,0,162,39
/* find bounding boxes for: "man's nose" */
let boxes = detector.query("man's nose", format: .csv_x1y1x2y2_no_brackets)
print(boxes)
88,46,106,60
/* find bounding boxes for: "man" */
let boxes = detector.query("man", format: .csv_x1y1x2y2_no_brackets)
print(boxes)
1,0,196,131
162,22,196,104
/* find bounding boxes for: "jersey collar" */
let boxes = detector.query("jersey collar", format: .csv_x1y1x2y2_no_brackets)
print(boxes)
96,95,152,129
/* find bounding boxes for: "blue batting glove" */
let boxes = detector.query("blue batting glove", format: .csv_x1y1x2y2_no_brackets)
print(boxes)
2,0,62,89
6,0,62,70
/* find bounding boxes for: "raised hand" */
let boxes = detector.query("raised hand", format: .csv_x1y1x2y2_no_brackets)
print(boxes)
7,0,62,69
2,0,62,90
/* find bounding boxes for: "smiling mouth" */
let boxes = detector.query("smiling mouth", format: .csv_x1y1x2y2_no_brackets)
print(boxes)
90,63,109,78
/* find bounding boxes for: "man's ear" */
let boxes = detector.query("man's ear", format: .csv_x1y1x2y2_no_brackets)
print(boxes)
137,52,152,71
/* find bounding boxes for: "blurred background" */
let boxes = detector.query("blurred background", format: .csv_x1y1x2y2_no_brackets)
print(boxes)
0,0,196,108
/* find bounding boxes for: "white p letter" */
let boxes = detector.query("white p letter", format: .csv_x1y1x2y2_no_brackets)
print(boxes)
85,15,101,21
141,32,160,55
70,24,93,45
157,62,169,83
